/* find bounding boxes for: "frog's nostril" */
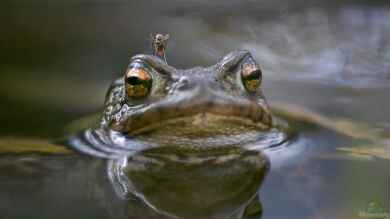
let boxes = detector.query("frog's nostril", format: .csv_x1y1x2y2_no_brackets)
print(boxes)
176,77,192,90
180,77,189,84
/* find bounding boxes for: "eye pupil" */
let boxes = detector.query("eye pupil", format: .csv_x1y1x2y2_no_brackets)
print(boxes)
244,69,261,80
126,76,143,85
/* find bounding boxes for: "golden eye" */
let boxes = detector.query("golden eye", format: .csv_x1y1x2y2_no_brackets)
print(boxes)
124,68,152,99
241,64,262,92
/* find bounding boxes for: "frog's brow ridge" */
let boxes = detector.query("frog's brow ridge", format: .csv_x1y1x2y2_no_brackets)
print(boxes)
130,54,176,75
217,50,252,72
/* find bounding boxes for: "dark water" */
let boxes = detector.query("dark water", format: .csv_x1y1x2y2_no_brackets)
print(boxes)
1,0,390,218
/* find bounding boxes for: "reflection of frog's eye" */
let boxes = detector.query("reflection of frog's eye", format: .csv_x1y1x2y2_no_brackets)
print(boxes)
124,68,152,99
241,64,262,93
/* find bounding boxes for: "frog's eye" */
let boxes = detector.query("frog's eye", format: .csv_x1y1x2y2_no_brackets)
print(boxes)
241,63,262,93
124,67,152,99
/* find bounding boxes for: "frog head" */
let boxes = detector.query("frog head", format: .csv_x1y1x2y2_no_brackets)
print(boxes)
103,50,272,140
71,50,282,157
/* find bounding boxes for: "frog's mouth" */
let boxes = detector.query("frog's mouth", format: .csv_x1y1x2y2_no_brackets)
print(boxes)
71,99,288,158
108,98,274,144
129,112,269,136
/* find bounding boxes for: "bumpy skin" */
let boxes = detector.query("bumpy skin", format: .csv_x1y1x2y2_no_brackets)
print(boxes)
102,50,272,133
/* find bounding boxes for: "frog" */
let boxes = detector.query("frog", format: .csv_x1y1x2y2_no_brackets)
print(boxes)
62,45,281,219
